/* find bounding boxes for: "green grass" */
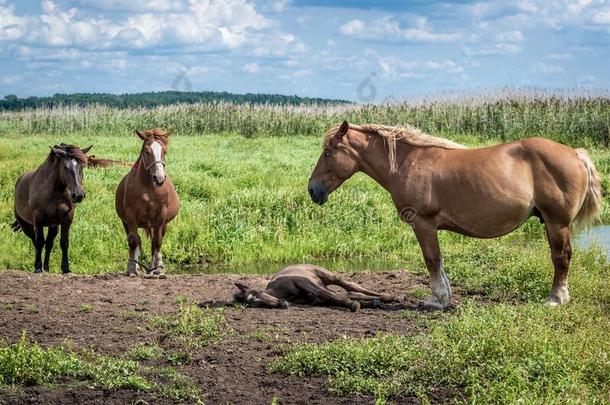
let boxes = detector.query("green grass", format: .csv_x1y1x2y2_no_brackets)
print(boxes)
0,333,202,401
272,303,610,403
127,343,164,361
151,304,231,348
271,241,610,402
0,133,608,274
78,304,93,313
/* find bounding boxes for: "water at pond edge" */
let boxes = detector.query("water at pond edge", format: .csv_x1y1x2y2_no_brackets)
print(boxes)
172,226,610,275
574,225,610,257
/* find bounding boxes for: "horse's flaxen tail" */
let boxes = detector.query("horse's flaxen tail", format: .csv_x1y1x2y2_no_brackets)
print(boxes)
11,220,22,232
573,148,602,231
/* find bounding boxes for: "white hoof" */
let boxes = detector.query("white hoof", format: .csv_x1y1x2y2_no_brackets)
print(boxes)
423,296,446,311
546,286,570,306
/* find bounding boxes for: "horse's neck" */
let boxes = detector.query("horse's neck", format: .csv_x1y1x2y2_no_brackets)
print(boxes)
37,158,63,192
352,135,410,191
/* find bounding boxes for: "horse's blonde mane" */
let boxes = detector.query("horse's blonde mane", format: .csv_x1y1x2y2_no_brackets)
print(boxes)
324,123,466,173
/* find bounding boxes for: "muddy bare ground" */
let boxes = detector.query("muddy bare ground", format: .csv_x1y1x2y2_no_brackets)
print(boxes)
0,269,464,404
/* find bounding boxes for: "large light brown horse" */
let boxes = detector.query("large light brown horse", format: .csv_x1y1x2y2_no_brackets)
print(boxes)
308,121,602,309
13,143,92,273
115,129,180,277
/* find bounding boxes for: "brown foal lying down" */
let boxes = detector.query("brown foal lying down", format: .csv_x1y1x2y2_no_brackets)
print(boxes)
233,264,402,311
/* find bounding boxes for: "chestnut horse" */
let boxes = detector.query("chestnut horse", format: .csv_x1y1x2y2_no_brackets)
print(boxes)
115,129,179,277
13,143,92,273
308,121,601,309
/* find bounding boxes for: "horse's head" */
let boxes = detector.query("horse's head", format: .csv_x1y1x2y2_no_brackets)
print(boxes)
136,128,171,187
308,121,359,205
233,282,289,309
50,144,92,203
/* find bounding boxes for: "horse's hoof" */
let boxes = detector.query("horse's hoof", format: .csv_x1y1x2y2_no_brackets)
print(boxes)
34,268,43,274
126,271,138,277
62,271,72,276
158,274,167,280
349,302,361,312
372,299,382,309
422,296,446,311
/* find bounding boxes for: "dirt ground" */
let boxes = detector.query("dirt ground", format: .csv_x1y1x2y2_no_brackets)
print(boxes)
0,269,463,404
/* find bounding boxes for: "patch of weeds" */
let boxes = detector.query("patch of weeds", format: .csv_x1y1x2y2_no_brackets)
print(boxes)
174,295,190,305
3,303,15,311
78,350,153,391
127,343,164,361
25,304,38,314
248,330,272,343
271,303,610,403
121,310,143,320
167,352,191,366
153,366,202,403
79,304,93,313
409,287,428,300
151,304,231,348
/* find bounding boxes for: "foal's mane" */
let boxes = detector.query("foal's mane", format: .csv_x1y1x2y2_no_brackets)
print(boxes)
324,123,466,173
49,143,89,164
139,128,170,147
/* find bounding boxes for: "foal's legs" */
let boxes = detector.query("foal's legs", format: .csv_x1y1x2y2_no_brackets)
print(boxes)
296,280,360,311
43,226,58,272
124,222,141,276
413,226,452,310
330,278,396,302
150,224,166,275
545,223,572,305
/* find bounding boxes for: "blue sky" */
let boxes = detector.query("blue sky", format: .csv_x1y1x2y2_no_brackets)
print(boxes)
0,0,609,101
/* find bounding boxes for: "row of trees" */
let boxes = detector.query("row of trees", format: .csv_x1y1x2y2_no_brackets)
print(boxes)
0,91,350,111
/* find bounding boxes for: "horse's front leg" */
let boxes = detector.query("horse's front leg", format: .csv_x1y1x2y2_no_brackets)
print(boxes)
150,223,166,276
413,225,452,310
33,221,45,274
43,226,58,272
60,217,72,274
123,221,141,276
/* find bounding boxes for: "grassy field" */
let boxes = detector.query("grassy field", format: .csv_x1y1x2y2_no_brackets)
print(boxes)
0,98,609,403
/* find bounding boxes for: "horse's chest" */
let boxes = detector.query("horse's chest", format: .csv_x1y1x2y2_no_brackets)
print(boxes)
137,194,165,223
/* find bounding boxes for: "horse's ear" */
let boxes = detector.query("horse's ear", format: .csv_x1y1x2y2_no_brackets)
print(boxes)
234,282,250,293
81,145,93,154
135,130,146,140
337,120,349,138
50,146,67,157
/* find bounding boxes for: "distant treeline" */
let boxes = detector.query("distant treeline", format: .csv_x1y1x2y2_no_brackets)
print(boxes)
0,91,350,111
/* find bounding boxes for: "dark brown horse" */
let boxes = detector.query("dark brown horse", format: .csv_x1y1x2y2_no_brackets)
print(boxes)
13,143,92,273
234,264,401,311
308,121,601,309
115,129,180,277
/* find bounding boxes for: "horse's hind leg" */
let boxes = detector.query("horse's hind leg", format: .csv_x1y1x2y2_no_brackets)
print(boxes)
545,223,572,305
296,280,360,312
331,277,396,302
43,226,58,272
150,224,166,276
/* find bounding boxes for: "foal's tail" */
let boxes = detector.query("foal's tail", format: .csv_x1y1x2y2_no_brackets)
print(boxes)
573,148,602,231
144,228,152,239
11,220,22,232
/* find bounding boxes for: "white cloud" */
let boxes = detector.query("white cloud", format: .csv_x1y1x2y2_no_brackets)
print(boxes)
547,52,572,60
339,16,462,43
534,62,565,74
243,62,260,73
0,0,279,52
1,74,22,84
464,43,521,56
591,8,610,24
377,56,463,80
495,30,524,43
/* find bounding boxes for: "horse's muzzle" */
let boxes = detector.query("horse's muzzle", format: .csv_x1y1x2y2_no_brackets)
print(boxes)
72,192,85,203
308,179,328,205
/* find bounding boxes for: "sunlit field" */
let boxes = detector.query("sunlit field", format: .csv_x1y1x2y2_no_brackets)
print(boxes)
0,95,609,403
